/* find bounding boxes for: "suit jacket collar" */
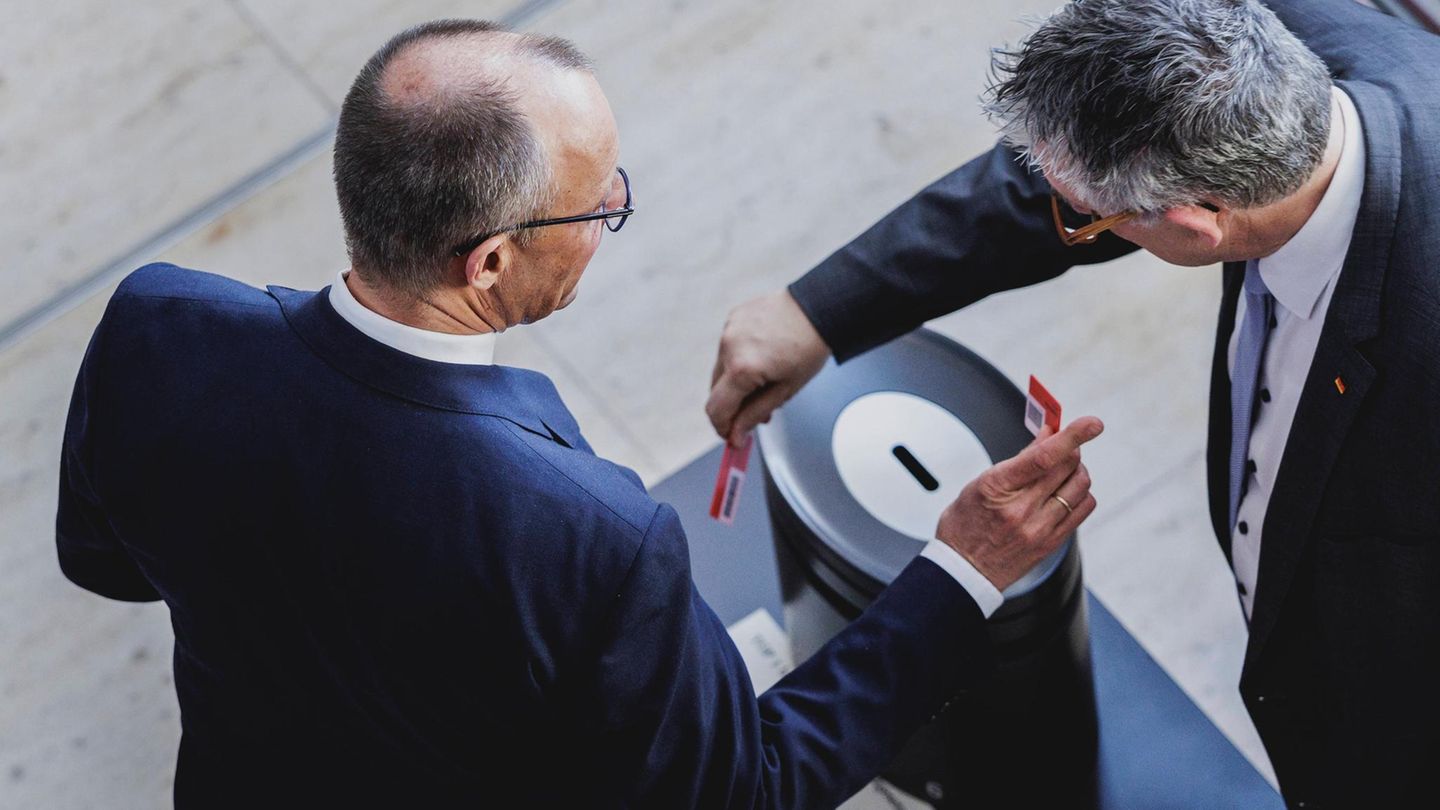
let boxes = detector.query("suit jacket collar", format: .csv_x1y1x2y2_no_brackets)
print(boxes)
326,270,499,366
1206,79,1401,674
268,285,585,450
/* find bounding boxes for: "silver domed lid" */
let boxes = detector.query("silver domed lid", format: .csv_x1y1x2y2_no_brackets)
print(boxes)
758,329,1070,600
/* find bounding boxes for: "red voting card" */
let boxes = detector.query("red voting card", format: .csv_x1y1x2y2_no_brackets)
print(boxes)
1025,375,1062,436
709,434,754,524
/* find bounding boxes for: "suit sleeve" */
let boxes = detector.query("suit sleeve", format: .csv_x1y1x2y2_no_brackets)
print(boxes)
788,143,1138,362
578,504,992,809
55,303,160,603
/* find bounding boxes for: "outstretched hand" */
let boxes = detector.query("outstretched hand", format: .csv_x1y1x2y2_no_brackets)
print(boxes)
935,417,1104,592
706,290,831,447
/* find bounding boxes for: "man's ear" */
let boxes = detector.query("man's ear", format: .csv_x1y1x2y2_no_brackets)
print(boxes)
462,233,512,291
1162,204,1223,248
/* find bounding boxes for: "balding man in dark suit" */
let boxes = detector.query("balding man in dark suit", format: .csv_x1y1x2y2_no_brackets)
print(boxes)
57,19,1102,809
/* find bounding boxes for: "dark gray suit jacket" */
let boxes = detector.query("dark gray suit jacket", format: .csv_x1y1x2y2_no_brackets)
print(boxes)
788,2,1440,805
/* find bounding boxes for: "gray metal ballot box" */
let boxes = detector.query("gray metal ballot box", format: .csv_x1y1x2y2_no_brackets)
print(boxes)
757,329,1095,807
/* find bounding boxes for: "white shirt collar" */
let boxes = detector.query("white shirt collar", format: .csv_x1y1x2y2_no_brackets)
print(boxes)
1258,85,1367,321
327,270,497,366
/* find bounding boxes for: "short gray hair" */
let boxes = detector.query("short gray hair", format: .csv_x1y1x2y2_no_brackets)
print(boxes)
333,20,592,295
983,0,1332,216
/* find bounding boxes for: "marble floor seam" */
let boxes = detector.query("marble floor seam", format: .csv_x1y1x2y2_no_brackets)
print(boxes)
227,0,339,114
0,124,337,357
1,0,583,359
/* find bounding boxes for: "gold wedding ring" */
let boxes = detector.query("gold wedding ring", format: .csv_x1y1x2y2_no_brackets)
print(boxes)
1051,494,1074,514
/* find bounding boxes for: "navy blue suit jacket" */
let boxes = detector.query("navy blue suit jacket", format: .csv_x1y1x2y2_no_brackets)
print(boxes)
57,264,993,808
788,1,1440,805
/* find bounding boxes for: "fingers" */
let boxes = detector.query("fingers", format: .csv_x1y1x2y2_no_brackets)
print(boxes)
707,290,833,445
1030,445,1081,509
1043,463,1093,527
994,417,1104,490
1051,492,1098,541
705,364,763,441
1054,484,1094,536
1014,490,1096,570
1051,416,1105,454
728,382,793,446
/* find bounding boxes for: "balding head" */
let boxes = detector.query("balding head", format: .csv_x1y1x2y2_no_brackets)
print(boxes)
378,27,586,107
333,20,594,296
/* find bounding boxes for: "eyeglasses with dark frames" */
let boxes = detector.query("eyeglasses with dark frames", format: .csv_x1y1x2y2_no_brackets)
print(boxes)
452,166,634,257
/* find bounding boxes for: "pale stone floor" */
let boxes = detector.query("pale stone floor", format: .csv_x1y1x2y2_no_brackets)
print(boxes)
1,0,1274,806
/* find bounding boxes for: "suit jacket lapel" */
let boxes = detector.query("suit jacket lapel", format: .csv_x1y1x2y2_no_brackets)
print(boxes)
1240,80,1400,673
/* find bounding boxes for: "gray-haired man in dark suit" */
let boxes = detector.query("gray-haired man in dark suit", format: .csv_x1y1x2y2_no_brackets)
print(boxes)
706,1,1440,805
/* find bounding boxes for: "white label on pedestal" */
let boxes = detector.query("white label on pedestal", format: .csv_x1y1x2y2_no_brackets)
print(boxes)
725,608,794,695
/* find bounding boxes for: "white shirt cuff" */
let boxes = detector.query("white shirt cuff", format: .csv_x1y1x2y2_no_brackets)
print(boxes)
920,540,1004,618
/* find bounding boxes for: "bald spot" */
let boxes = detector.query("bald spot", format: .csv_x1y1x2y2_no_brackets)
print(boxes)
379,32,618,202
